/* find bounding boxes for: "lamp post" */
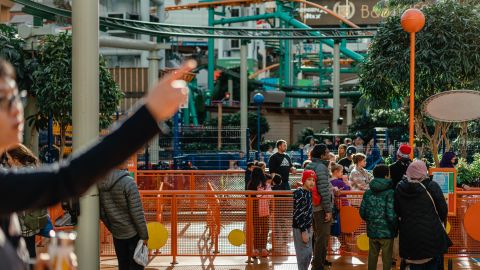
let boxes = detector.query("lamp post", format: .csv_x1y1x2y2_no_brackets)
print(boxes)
401,8,425,160
253,93,264,161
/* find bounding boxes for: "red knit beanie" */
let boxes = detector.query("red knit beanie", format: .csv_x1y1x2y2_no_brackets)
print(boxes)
397,144,412,159
302,170,317,184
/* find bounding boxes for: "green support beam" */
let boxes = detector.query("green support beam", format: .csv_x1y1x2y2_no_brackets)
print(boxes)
207,7,215,106
214,13,276,25
301,67,357,73
286,91,362,99
277,12,364,62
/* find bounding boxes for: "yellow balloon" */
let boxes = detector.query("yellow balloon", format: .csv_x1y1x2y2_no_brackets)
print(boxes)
228,229,245,246
446,221,451,235
147,222,168,249
356,233,369,251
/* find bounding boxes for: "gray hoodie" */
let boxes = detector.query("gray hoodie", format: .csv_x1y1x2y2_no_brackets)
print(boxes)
98,170,148,240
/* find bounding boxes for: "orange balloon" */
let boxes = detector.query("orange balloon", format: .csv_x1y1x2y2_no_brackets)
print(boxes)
464,203,480,241
401,8,425,33
340,206,362,233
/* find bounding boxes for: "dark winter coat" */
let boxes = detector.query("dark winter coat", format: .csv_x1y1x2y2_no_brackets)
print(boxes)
389,158,411,189
292,188,313,232
360,178,397,239
98,170,149,240
394,178,451,260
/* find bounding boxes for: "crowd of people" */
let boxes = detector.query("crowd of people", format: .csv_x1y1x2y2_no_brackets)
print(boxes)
246,138,453,270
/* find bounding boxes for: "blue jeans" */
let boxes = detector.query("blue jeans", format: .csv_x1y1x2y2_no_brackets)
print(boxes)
293,227,313,270
408,255,443,270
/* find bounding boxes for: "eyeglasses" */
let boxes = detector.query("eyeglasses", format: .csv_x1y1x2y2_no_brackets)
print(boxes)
0,90,27,112
0,84,27,112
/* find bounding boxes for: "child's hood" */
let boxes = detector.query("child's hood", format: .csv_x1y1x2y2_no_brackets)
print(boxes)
369,178,392,193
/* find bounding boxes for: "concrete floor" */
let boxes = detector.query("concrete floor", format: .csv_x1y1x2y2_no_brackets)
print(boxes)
100,256,480,269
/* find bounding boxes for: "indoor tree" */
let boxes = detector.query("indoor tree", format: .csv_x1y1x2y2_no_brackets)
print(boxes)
360,0,480,165
31,32,123,157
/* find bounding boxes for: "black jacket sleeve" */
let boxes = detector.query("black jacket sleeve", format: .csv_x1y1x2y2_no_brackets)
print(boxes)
0,105,159,215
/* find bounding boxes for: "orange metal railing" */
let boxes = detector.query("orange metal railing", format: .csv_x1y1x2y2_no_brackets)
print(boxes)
206,182,221,253
95,189,480,263
42,168,480,263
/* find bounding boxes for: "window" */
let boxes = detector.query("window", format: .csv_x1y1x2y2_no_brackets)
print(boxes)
231,40,240,49
231,8,240,17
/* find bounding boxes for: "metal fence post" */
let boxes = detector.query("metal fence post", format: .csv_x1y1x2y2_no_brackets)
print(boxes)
245,195,254,263
171,194,178,265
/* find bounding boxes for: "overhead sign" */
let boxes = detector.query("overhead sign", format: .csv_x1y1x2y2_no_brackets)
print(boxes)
298,0,390,26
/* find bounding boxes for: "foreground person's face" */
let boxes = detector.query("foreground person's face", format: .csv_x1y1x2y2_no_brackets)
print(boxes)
0,78,24,150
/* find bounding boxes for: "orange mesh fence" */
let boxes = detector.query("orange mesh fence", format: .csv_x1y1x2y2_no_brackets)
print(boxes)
94,189,480,261
135,170,302,191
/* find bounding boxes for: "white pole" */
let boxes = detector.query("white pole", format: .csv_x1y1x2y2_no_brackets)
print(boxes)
148,50,160,164
72,0,100,269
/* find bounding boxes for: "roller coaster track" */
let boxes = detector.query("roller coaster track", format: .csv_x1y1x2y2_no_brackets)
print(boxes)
12,0,374,43
11,0,366,92
163,0,369,61
165,0,360,29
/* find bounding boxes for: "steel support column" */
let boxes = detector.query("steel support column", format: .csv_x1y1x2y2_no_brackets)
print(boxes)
73,0,100,269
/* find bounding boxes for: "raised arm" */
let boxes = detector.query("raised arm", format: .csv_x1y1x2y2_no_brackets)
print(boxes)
0,61,196,215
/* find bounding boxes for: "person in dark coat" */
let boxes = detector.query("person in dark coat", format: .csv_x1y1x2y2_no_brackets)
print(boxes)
439,151,471,189
389,144,412,189
394,160,451,270
244,162,255,190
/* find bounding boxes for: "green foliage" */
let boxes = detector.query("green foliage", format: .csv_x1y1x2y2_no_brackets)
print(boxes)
360,1,480,110
33,33,72,128
457,154,480,185
468,120,480,138
0,24,36,91
99,58,125,128
349,109,408,142
32,32,123,131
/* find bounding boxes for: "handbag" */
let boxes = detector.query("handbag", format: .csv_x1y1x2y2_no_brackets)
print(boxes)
418,182,453,247
133,239,149,266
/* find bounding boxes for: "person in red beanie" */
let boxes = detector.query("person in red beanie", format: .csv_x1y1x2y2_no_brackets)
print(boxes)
292,170,316,270
389,144,412,266
389,144,412,189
